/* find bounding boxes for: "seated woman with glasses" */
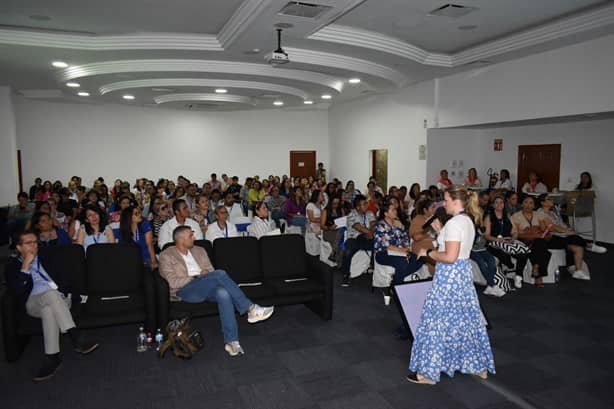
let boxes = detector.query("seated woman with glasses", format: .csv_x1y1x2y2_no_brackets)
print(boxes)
248,201,273,239
206,205,239,242
119,206,157,269
31,212,71,247
76,205,115,252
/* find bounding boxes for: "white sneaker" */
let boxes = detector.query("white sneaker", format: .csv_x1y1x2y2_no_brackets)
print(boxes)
588,244,607,254
225,341,245,357
247,304,274,324
514,275,523,289
483,286,505,297
572,269,590,281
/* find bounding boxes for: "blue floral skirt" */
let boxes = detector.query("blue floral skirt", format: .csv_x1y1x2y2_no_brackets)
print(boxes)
408,259,495,382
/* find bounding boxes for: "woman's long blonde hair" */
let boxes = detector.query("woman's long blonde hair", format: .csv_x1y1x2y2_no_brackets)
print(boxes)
446,185,483,226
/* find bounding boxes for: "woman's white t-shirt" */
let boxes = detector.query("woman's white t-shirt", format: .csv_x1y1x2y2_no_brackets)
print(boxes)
437,214,475,260
306,202,321,219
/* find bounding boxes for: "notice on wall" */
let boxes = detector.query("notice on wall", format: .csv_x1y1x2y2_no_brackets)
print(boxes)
494,138,503,151
298,162,305,167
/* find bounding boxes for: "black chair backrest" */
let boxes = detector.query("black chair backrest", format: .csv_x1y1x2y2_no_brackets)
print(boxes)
213,237,261,283
260,234,307,279
194,239,214,265
38,244,86,295
86,243,143,293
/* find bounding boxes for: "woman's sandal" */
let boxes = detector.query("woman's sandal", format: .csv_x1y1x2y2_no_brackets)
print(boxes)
406,371,436,385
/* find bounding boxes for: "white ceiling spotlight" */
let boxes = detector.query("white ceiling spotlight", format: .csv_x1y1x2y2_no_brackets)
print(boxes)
122,94,135,100
66,82,80,88
52,61,68,68
215,88,228,93
77,91,90,97
321,94,332,100
348,78,361,84
303,100,314,105
273,100,284,106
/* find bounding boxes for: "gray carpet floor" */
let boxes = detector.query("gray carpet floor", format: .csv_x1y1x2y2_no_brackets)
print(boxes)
1,244,613,409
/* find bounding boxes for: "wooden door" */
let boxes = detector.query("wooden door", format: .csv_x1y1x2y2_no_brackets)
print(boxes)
371,149,388,192
517,144,561,191
289,151,316,178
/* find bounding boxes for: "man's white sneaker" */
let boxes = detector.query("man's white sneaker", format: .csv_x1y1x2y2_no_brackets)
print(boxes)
572,269,590,281
247,304,274,324
483,286,505,297
514,275,523,289
587,244,607,254
225,341,245,357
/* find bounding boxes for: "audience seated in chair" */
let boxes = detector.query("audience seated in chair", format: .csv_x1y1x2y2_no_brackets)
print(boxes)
537,195,606,280
118,206,157,269
284,187,307,235
484,195,530,289
4,231,99,381
521,171,548,194
373,198,423,284
265,186,286,227
206,205,239,242
494,169,513,190
192,194,211,234
248,201,273,238
158,225,274,356
465,168,483,188
158,199,202,249
340,195,376,287
31,212,71,247
222,191,244,224
320,194,345,265
511,195,552,287
436,170,453,191
409,199,438,274
76,205,115,251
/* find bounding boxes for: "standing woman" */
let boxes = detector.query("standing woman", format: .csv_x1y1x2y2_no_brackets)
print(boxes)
76,205,115,252
409,185,495,384
119,206,157,269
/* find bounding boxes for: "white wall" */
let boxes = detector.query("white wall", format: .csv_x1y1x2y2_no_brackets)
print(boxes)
0,87,19,205
437,34,614,128
14,98,329,187
328,80,434,191
427,118,614,243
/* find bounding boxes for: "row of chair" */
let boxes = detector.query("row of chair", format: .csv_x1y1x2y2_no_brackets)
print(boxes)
0,234,333,362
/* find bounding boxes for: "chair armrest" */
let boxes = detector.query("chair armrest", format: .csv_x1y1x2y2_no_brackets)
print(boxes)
0,285,28,362
305,255,334,320
142,269,157,333
152,269,170,330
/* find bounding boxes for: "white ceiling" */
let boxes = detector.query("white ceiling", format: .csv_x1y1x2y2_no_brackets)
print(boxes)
0,0,613,111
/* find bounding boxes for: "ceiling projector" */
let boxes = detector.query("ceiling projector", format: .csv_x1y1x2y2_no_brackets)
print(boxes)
266,28,290,66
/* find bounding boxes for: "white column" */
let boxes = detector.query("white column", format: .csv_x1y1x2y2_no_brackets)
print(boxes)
0,86,19,205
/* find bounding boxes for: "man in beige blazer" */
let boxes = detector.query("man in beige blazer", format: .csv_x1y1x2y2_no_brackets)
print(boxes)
159,225,274,356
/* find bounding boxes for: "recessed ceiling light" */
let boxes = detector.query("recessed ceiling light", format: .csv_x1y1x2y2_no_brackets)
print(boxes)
303,100,313,105
321,94,332,100
123,94,135,100
273,101,284,106
77,91,90,97
348,78,361,84
458,25,478,31
52,61,68,68
66,82,80,88
215,88,228,94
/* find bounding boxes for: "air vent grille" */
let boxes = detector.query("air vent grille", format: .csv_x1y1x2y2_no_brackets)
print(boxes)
278,2,332,19
429,4,477,18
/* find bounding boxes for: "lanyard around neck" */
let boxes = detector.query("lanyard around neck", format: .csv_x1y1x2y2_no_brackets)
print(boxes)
217,221,228,238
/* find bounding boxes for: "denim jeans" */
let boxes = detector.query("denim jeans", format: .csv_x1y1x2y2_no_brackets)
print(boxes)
341,235,373,276
290,215,308,236
375,251,424,284
470,250,497,286
176,270,252,343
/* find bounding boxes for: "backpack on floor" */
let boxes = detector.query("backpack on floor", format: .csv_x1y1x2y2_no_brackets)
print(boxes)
158,317,204,359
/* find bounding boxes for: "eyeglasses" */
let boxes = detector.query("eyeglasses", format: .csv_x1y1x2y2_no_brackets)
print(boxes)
19,240,37,246
161,206,168,210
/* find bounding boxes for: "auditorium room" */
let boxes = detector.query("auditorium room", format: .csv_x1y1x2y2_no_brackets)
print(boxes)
1,1,613,408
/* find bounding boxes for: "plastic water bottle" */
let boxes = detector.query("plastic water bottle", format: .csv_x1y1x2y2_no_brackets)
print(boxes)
146,332,153,350
555,269,560,283
136,326,147,352
155,329,164,351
